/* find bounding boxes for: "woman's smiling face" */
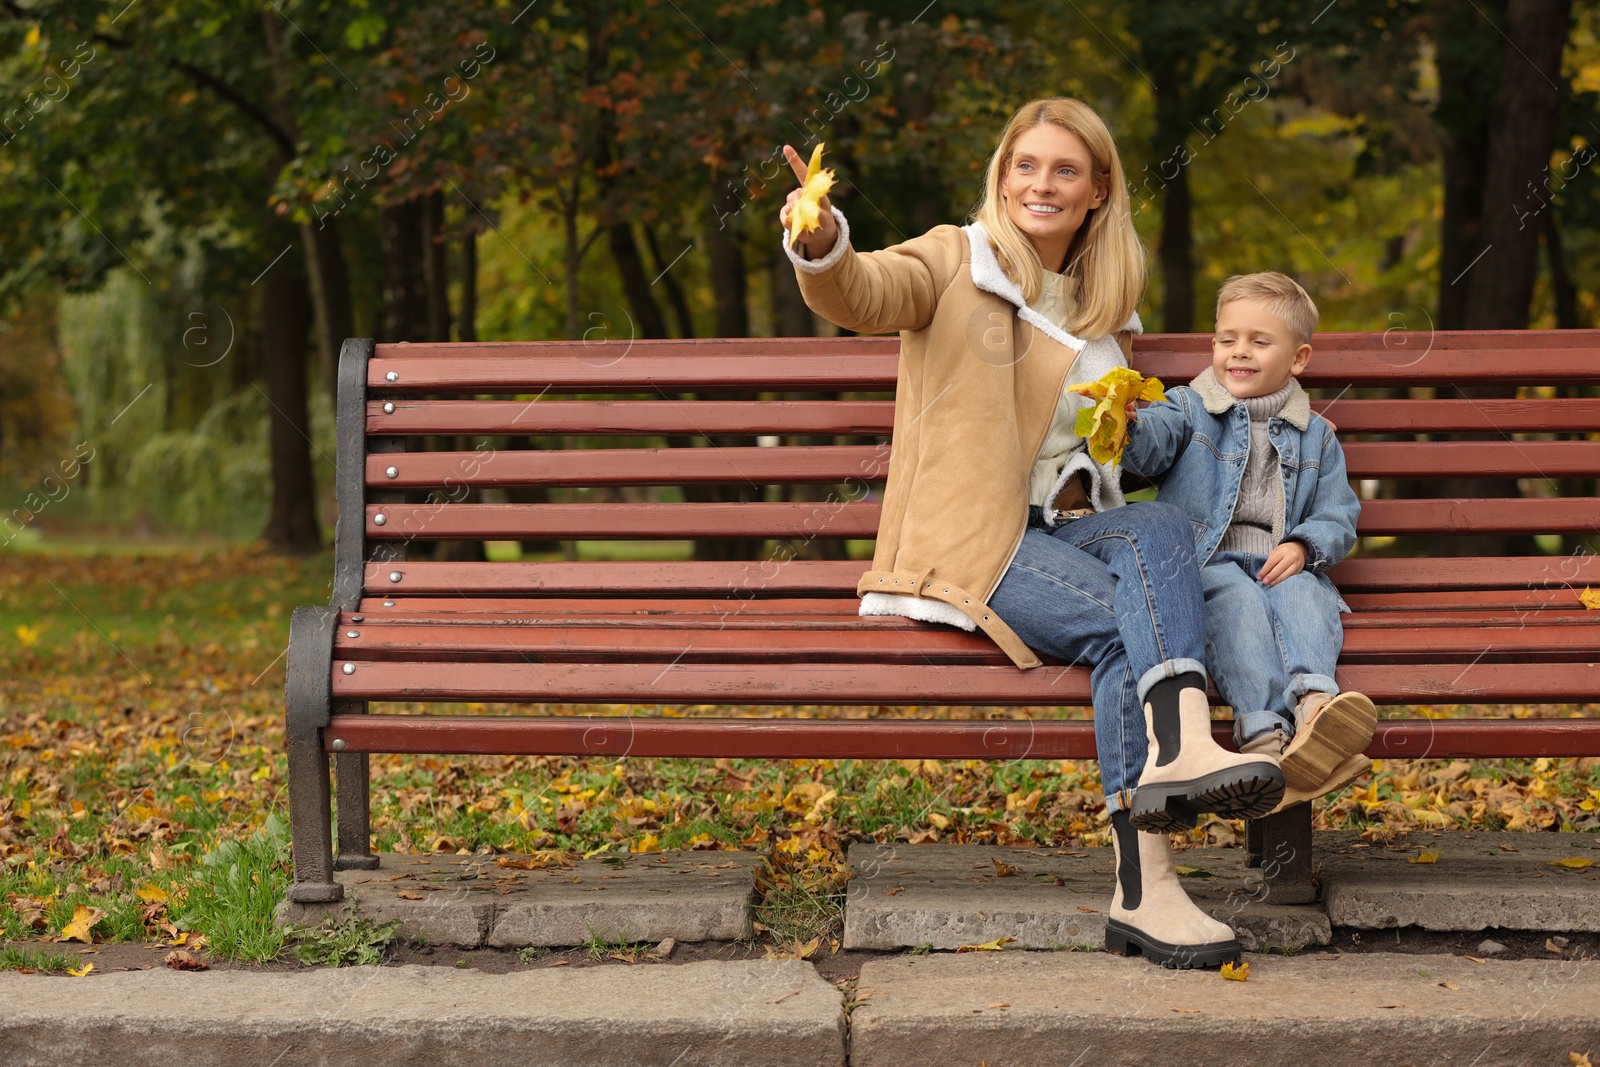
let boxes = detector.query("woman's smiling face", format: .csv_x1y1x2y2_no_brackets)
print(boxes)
1001,123,1106,272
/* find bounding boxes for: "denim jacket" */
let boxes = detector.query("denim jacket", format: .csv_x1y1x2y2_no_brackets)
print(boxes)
1123,370,1361,579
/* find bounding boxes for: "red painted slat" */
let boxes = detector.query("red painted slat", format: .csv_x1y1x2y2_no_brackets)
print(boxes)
365,399,898,437
360,557,1597,597
1307,398,1600,434
366,501,882,540
1354,498,1600,535
331,617,1599,664
361,560,867,595
1338,441,1600,478
329,659,1600,704
324,715,1600,759
363,440,1600,489
367,445,891,488
363,397,1600,438
1328,556,1600,590
363,498,1600,540
368,355,898,392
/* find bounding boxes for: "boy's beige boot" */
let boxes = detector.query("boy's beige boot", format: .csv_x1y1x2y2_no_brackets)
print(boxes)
1104,809,1242,969
1268,752,1372,815
1130,672,1284,833
1279,690,1376,791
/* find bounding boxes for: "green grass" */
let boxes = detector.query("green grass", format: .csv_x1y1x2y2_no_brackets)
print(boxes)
170,814,292,963
291,915,401,967
0,945,76,973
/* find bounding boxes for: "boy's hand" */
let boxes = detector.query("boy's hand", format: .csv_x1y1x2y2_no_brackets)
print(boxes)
1258,541,1307,586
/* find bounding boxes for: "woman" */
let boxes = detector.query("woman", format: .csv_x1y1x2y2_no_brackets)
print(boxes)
779,99,1281,968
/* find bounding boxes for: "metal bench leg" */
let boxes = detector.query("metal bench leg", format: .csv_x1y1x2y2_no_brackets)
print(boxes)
1253,804,1316,904
334,709,379,870
286,606,343,903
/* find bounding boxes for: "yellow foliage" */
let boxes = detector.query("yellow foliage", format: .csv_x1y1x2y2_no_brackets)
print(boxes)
1066,368,1167,465
1408,849,1441,864
1220,960,1250,981
787,143,837,248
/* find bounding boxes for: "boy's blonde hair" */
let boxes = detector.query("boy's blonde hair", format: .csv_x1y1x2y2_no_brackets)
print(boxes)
1217,272,1319,347
973,98,1145,339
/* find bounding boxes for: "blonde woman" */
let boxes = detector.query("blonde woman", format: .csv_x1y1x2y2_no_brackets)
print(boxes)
780,99,1283,969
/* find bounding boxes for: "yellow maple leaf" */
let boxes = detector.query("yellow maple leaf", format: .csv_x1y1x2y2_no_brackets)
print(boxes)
1220,960,1250,981
787,143,837,248
136,883,169,904
1549,856,1596,870
956,936,1016,952
59,904,106,944
1579,587,1600,610
67,962,93,978
632,833,660,853
1408,849,1441,864
1066,367,1167,466
14,624,39,648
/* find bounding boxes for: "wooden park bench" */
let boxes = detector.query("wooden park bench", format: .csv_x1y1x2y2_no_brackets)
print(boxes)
285,330,1600,908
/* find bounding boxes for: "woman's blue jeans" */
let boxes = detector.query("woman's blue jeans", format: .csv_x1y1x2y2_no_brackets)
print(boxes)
988,501,1209,813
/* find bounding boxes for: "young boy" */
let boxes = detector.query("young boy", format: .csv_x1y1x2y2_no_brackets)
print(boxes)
1123,272,1374,804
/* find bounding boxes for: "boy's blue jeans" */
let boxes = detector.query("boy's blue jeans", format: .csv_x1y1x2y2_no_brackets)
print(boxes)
989,502,1210,813
1202,551,1343,747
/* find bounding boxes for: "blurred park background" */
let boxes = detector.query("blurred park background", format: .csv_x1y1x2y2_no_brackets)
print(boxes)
1,0,1597,555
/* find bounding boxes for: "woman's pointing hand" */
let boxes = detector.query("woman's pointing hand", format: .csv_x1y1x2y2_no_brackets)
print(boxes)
779,144,838,261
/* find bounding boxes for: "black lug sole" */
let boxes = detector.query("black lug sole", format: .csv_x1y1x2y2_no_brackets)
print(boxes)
1128,764,1285,833
1104,918,1242,969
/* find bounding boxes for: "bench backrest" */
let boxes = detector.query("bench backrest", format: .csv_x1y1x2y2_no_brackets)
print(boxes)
330,331,1600,613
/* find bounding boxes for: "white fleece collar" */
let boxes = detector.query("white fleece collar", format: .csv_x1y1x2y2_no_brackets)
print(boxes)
962,221,1143,352
1189,369,1312,430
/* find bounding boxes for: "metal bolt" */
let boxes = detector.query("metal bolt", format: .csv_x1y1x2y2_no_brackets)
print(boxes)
389,571,402,583
331,738,347,752
385,466,398,479
383,402,395,414
350,615,364,622
342,663,355,675
382,600,395,607
346,630,360,638
373,513,386,526
386,370,398,382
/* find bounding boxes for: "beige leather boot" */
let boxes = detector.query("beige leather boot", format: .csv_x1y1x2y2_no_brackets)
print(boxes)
1130,673,1285,833
1104,809,1242,969
1280,691,1376,791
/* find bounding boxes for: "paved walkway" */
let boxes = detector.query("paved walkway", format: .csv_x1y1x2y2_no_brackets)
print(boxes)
3,952,1595,1066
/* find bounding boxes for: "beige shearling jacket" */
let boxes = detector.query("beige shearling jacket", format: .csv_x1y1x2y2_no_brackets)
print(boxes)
785,208,1141,668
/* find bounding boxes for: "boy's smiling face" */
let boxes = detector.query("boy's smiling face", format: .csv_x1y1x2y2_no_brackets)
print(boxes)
1211,297,1312,399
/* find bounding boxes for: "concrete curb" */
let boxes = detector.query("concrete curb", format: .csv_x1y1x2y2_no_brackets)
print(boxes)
850,951,1600,1067
0,960,845,1067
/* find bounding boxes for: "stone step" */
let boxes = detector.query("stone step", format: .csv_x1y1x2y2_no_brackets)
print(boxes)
275,851,759,948
850,951,1600,1067
1318,829,1600,932
0,960,845,1067
843,841,1330,952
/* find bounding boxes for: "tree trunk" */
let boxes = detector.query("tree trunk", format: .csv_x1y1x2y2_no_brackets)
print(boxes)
300,217,353,400
1433,0,1502,328
644,224,695,337
772,253,815,337
1158,158,1194,332
1545,212,1581,328
422,189,452,343
609,223,669,339
382,198,427,342
707,170,749,338
260,244,321,552
459,224,478,341
1463,0,1572,330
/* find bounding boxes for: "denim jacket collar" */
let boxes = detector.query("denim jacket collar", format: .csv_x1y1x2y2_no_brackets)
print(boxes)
1189,369,1312,431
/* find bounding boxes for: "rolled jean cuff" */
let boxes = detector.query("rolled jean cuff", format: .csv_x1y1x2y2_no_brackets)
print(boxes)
1233,708,1295,748
1103,786,1135,816
1135,658,1209,705
1285,673,1340,712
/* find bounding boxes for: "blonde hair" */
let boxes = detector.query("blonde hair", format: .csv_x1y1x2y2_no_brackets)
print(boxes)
973,98,1145,338
1217,272,1319,346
